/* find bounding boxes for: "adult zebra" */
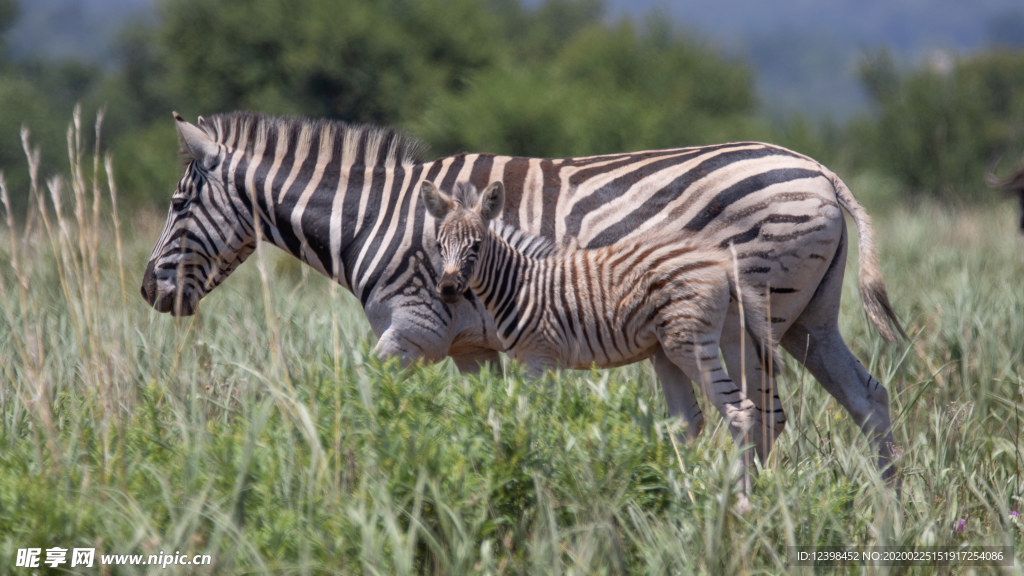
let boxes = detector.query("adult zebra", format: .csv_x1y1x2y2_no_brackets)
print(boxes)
141,111,905,477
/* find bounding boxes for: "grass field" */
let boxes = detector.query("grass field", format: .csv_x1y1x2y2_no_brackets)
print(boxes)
1,117,1023,574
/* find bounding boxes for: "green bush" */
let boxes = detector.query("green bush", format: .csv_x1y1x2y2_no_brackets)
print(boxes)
853,49,1024,199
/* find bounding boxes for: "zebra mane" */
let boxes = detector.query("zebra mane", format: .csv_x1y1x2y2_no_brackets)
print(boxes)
490,221,561,259
447,182,561,259
449,181,481,208
200,111,426,168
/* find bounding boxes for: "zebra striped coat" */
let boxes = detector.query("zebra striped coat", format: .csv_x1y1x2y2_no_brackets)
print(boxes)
141,111,904,480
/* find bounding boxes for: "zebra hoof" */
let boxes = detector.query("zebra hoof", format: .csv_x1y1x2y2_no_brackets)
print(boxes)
734,493,753,515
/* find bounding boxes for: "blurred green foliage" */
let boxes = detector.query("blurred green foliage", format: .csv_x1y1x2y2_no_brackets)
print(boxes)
0,0,768,211
0,0,1022,214
417,16,763,157
851,49,1024,199
147,0,761,159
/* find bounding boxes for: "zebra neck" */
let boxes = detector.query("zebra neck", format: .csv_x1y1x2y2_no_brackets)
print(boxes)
469,231,542,338
237,160,426,297
205,111,427,300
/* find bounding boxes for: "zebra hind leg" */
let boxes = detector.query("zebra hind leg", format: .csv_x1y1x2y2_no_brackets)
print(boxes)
720,319,786,465
779,221,898,485
782,323,897,483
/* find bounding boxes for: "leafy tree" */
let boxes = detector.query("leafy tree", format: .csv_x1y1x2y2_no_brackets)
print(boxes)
853,49,1024,199
98,0,766,205
0,0,14,60
0,15,108,218
0,65,113,217
153,0,503,123
416,15,763,157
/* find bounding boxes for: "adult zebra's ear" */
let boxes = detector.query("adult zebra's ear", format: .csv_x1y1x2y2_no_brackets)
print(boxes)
476,181,504,222
173,111,220,169
421,181,454,219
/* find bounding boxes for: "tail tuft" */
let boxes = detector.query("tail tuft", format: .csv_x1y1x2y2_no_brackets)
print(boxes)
828,171,907,344
860,271,908,344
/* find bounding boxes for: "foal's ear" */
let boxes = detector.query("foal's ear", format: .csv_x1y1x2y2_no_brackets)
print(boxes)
174,111,220,169
421,181,454,219
476,181,505,222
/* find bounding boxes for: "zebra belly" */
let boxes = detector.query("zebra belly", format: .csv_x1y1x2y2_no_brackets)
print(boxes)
504,315,661,371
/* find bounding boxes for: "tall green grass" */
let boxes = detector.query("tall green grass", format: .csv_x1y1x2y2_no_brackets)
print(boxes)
1,111,1022,574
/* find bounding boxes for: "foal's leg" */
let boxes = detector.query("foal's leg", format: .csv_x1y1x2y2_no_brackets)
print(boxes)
659,283,758,511
720,314,784,464
663,334,757,512
651,348,705,440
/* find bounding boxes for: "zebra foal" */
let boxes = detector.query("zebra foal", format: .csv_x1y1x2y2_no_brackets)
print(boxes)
423,180,782,505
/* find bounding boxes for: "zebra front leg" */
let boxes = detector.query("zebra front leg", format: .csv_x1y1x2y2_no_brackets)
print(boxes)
372,320,451,367
651,348,705,441
373,329,432,367
521,356,560,380
450,347,502,374
374,328,502,375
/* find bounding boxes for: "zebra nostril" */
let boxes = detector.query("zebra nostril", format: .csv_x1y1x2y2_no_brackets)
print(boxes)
438,281,459,303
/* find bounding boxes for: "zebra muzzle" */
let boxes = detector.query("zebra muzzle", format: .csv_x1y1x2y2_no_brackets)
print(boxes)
436,273,464,304
140,260,199,316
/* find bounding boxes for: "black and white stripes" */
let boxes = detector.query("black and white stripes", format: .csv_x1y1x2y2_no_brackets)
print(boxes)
142,111,904,483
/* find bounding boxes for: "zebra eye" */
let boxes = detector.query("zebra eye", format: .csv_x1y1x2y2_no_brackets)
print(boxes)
172,196,188,211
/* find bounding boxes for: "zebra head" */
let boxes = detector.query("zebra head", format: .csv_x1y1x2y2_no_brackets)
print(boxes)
422,180,505,304
140,113,257,316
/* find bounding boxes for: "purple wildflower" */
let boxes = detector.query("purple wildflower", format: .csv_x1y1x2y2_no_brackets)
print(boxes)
954,518,967,533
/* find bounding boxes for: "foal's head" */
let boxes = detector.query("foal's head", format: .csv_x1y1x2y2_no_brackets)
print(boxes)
421,180,504,303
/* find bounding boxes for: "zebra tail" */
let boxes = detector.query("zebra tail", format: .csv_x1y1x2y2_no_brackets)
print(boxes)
827,171,908,344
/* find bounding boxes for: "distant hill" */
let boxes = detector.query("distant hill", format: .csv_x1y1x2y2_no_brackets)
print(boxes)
603,0,1024,118
7,0,154,65
9,0,1024,118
